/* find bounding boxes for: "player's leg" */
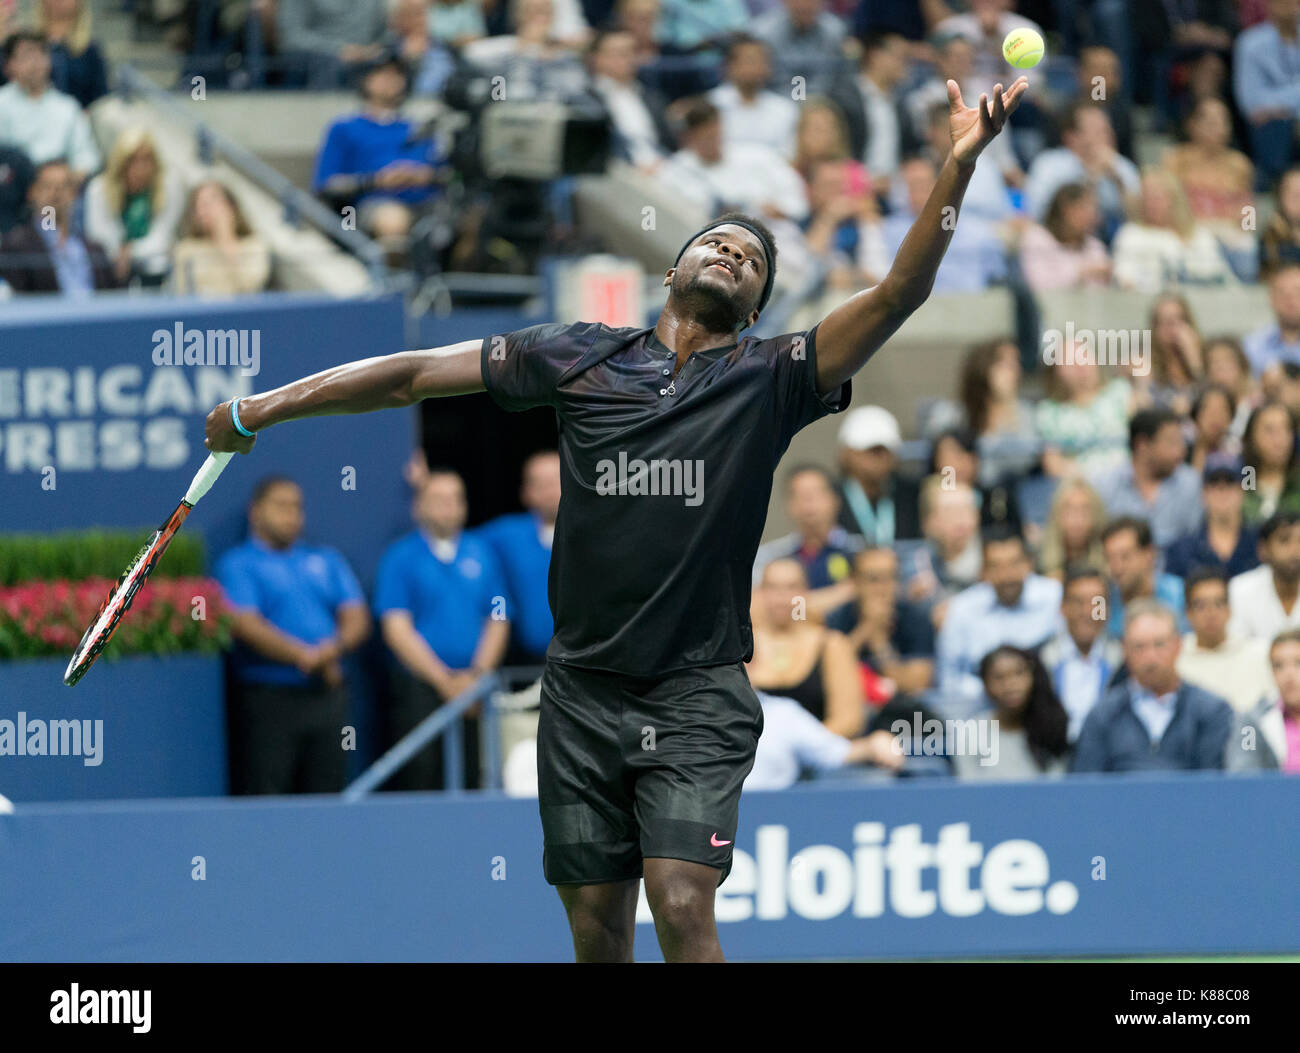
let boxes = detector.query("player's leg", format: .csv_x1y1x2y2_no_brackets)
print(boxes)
537,662,644,961
555,879,640,962
642,858,725,962
629,662,764,963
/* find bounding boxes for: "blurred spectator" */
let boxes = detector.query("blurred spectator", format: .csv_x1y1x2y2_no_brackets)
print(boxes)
1018,183,1111,292
0,32,100,180
35,0,108,108
928,426,1022,533
1038,476,1107,581
1035,351,1133,477
953,645,1069,779
1204,335,1259,437
171,180,272,296
1162,96,1255,271
1228,509,1300,638
656,0,747,50
1166,459,1260,579
882,155,1006,292
834,404,920,544
0,143,33,234
1024,101,1138,243
312,55,446,258
473,450,559,665
1111,167,1237,292
753,465,863,623
375,470,510,790
613,0,662,67
1133,0,1236,133
935,527,1062,716
937,0,1043,87
1227,627,1300,771
1070,600,1233,772
216,476,371,795
0,158,117,294
658,98,808,223
924,338,1038,485
1100,516,1188,637
828,30,908,191
801,157,888,288
743,689,903,790
84,128,186,286
1240,400,1300,523
1260,165,1300,279
427,0,487,47
1073,44,1134,161
752,0,848,97
276,0,388,88
707,35,798,161
1176,566,1274,712
840,545,935,698
586,28,674,172
1091,408,1203,549
463,0,589,93
1038,565,1123,742
1187,384,1242,469
387,0,457,96
904,476,983,606
746,558,866,737
1243,264,1300,377
791,96,854,184
1232,0,1300,189
1136,292,1203,415
902,33,979,146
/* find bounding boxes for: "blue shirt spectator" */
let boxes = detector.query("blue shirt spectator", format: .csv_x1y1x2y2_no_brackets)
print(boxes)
1243,265,1300,375
375,529,508,670
936,532,1063,716
313,111,442,208
1232,12,1300,119
1071,680,1233,772
474,512,554,661
1164,524,1260,581
217,540,366,686
1107,574,1187,637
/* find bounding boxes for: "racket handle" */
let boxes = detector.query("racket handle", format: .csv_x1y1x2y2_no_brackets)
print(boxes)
184,451,234,506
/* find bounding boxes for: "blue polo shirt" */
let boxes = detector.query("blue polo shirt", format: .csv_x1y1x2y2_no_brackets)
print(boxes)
472,512,554,661
374,530,507,669
312,112,442,207
216,537,366,686
1107,574,1188,637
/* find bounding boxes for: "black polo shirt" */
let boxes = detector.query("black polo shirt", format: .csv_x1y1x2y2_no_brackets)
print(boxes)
482,320,851,676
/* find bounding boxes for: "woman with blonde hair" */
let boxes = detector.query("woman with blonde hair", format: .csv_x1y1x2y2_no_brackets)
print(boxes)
171,180,271,297
84,128,186,283
35,0,108,107
792,98,852,185
1111,166,1237,292
1037,477,1107,581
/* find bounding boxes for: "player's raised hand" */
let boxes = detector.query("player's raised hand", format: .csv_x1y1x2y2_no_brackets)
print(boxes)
948,76,1028,167
204,400,257,455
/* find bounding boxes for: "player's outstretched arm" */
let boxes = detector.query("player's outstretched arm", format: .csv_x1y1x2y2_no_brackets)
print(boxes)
813,77,1028,396
204,339,486,453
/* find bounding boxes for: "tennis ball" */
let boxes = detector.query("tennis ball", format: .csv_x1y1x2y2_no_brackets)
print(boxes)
1002,27,1044,69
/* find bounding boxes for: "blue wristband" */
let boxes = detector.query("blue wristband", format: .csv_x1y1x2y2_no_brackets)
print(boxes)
230,397,255,437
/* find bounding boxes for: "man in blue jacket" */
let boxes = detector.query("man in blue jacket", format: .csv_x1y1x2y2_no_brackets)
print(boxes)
1071,598,1233,773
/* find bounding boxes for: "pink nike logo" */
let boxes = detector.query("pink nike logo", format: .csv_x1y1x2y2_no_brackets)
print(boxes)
710,833,731,847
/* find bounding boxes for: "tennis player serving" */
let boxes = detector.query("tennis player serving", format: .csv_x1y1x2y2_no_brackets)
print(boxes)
205,77,1027,962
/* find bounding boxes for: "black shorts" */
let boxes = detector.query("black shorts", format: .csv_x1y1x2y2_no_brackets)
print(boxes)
536,659,764,887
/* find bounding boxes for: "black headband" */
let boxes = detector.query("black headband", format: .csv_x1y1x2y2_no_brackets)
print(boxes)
674,219,775,315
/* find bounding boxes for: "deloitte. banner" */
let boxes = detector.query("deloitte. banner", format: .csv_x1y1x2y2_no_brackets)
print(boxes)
1,774,1295,961
0,293,412,587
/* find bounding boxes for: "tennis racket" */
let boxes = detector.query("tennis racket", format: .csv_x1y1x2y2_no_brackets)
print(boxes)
63,451,235,686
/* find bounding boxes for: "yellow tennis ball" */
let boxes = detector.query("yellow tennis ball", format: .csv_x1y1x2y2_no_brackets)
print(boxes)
1002,27,1044,69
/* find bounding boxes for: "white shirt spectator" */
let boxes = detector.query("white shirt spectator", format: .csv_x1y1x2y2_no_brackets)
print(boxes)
1111,223,1238,292
592,74,665,167
857,74,900,184
1176,633,1274,713
744,693,852,791
659,141,809,222
0,82,101,177
706,82,799,160
83,170,188,273
1228,564,1300,641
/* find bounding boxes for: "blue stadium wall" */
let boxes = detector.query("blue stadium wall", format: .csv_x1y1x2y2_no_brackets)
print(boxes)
1,774,1296,961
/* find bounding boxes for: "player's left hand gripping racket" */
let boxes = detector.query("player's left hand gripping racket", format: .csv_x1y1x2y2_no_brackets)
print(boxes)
63,451,235,686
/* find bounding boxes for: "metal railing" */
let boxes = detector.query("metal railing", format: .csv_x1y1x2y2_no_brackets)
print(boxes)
343,665,544,800
114,64,390,287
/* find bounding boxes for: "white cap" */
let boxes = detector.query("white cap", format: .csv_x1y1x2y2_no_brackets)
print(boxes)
838,405,902,452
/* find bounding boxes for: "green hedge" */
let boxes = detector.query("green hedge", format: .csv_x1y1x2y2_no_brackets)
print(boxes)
0,530,207,585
